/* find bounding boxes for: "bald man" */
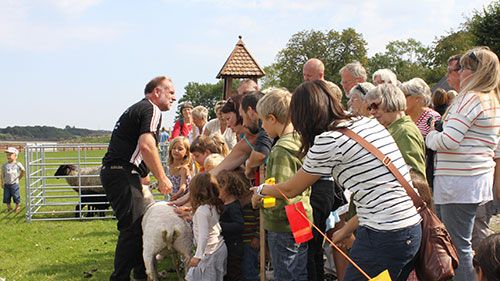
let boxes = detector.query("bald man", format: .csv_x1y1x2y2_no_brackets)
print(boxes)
237,79,259,95
303,58,325,81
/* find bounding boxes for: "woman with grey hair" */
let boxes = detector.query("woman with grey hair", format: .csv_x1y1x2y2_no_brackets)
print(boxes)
348,82,375,116
204,100,237,149
365,83,426,179
372,68,398,85
191,105,209,141
401,78,441,138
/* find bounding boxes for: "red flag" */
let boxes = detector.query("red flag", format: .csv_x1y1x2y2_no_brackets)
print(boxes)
285,201,313,243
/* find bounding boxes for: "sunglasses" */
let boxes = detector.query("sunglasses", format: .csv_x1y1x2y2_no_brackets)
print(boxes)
367,102,381,111
355,84,367,96
469,51,479,64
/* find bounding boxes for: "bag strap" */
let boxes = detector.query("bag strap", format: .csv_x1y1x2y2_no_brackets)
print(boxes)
338,128,426,210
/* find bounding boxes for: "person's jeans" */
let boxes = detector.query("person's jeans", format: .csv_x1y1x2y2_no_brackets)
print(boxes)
267,231,308,281
435,203,478,281
344,224,421,281
3,183,20,204
242,244,259,281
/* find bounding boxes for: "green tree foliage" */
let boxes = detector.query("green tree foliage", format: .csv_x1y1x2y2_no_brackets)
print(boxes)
433,30,476,67
0,126,110,141
367,39,439,84
176,80,225,121
266,28,368,91
466,1,500,56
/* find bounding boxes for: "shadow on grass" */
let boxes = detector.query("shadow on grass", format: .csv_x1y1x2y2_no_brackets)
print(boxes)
0,207,26,223
25,251,114,281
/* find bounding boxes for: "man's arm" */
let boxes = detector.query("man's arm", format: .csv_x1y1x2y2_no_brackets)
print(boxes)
138,132,172,194
209,139,251,176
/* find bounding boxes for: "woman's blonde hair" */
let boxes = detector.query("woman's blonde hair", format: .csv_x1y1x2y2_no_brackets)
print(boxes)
168,136,191,166
460,47,500,102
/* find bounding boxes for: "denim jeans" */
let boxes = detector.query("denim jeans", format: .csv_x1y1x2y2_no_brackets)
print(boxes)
242,244,259,281
435,203,478,281
267,231,308,281
344,224,421,281
3,183,20,204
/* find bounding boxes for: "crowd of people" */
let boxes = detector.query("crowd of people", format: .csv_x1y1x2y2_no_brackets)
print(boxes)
100,46,500,281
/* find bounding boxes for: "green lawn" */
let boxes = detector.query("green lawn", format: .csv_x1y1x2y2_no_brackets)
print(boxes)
0,148,177,281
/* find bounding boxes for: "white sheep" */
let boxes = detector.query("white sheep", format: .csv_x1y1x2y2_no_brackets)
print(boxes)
141,186,193,281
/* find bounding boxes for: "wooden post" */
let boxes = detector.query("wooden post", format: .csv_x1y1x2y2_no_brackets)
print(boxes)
259,164,266,281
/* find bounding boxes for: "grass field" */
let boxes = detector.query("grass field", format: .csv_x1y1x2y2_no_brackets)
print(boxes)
0,148,177,281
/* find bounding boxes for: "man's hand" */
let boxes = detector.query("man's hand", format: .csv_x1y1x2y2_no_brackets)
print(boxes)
157,178,173,195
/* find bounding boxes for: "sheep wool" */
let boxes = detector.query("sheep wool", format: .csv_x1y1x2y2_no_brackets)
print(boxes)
142,187,193,281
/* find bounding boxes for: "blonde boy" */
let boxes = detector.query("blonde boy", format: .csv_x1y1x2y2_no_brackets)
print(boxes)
1,147,25,213
255,88,313,280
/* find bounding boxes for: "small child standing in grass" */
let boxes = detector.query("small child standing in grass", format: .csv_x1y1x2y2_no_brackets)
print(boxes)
1,147,25,213
216,170,248,281
166,136,192,201
186,173,227,281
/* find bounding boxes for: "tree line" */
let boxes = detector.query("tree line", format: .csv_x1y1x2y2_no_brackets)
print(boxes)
0,125,110,141
177,1,499,117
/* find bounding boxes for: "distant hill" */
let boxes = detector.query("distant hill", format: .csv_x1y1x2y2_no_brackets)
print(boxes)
0,126,111,141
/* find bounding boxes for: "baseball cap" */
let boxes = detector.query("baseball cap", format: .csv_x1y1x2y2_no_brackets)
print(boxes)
5,147,19,155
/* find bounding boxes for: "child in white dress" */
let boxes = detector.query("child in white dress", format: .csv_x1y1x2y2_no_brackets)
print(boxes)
186,173,227,281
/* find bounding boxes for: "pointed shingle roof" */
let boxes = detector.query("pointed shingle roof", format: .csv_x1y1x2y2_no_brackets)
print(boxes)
216,36,265,79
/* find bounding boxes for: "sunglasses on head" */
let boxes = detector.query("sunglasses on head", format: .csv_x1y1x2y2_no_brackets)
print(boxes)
469,51,479,64
355,84,367,96
367,102,381,111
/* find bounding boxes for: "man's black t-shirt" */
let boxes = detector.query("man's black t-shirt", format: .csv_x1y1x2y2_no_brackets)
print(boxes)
102,98,162,177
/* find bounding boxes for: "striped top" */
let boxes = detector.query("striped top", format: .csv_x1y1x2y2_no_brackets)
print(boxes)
426,91,500,176
415,108,441,138
302,117,421,231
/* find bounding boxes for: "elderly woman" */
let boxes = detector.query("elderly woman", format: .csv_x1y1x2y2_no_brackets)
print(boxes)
254,80,422,281
348,82,375,116
204,100,237,149
372,68,398,86
401,78,441,138
426,47,500,281
365,83,426,179
191,105,208,141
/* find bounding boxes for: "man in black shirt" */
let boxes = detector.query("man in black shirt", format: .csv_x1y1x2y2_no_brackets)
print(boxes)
101,76,176,281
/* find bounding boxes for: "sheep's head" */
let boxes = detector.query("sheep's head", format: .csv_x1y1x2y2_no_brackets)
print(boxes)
54,164,77,178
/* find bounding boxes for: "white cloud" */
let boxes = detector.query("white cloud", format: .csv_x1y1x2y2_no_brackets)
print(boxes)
0,0,125,52
45,0,102,18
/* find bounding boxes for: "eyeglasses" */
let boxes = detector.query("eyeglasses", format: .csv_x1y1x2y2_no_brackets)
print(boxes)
447,67,460,74
355,84,367,96
367,102,381,111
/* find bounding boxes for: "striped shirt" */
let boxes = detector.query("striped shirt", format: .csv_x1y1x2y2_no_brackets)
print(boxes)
302,117,421,231
415,108,441,138
426,91,500,176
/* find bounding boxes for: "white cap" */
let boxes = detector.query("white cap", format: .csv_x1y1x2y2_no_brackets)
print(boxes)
5,147,19,155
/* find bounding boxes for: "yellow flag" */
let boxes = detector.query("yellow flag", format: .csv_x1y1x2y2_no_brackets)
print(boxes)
369,270,392,281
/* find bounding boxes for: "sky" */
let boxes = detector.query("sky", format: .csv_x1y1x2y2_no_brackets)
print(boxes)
0,0,493,131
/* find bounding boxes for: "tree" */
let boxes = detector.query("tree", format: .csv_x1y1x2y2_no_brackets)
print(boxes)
268,28,368,91
368,39,439,84
177,80,225,120
466,1,500,56
432,30,476,67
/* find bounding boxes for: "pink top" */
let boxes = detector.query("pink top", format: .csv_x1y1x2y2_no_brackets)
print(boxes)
415,108,441,138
